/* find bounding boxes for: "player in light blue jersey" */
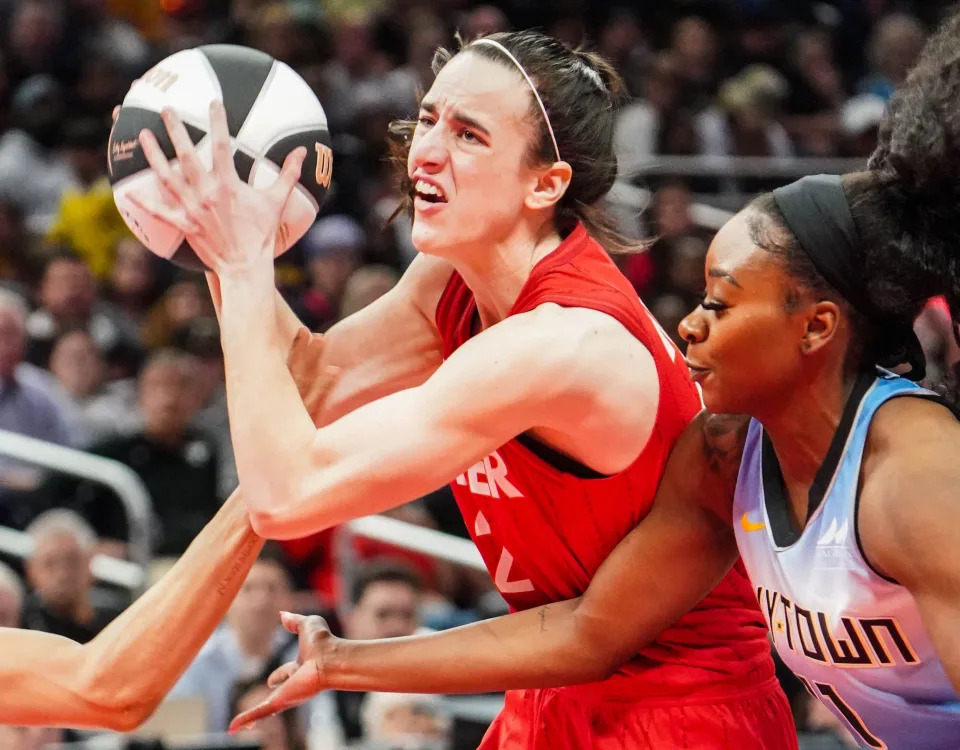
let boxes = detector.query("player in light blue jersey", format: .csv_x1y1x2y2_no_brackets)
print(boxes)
232,9,960,750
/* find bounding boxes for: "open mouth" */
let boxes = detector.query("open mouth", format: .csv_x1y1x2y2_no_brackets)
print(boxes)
412,179,447,204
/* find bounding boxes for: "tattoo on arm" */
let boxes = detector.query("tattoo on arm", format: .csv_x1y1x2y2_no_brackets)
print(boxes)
700,413,750,495
217,532,260,596
539,605,548,633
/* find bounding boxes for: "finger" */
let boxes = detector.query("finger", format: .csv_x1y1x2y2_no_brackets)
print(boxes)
139,129,188,204
269,147,307,206
126,192,198,234
162,108,204,186
280,610,306,634
267,662,299,689
112,105,120,123
209,100,237,179
228,665,320,733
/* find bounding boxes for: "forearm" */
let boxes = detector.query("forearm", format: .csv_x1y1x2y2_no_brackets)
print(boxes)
321,599,617,694
218,260,320,506
81,490,262,719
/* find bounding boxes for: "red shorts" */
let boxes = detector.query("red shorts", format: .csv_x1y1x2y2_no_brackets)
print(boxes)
478,676,798,750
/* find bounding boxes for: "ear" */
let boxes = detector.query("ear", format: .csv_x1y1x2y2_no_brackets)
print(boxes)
524,160,573,212
801,300,843,355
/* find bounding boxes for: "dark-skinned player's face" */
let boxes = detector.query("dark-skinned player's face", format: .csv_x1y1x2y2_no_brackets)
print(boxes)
678,209,813,416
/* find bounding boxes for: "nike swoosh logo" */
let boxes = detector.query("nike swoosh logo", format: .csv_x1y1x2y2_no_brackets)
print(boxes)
740,513,765,532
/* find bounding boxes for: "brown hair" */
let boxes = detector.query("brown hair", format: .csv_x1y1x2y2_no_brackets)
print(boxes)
388,29,638,252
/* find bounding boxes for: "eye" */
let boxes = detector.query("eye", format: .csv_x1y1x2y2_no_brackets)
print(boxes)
416,114,435,127
459,128,479,143
699,291,729,315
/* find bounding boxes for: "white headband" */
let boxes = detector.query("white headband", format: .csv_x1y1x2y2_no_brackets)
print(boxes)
471,38,561,163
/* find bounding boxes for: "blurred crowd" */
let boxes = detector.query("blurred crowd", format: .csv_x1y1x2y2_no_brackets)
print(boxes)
0,1,959,749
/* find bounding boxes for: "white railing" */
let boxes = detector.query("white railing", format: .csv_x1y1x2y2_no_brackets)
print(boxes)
347,515,487,571
0,429,153,593
621,154,867,179
0,524,145,590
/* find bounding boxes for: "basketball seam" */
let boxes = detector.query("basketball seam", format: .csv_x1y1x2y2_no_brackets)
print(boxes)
235,60,278,147
195,49,225,109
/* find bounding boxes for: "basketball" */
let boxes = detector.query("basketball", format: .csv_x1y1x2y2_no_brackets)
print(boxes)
108,44,333,270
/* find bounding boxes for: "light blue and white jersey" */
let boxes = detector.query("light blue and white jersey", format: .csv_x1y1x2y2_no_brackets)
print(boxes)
733,371,960,749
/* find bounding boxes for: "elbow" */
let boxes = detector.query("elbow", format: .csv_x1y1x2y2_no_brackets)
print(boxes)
248,507,298,539
567,615,631,684
248,502,334,540
100,698,162,733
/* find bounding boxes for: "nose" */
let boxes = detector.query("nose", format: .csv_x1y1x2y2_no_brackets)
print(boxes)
408,122,448,175
678,308,706,345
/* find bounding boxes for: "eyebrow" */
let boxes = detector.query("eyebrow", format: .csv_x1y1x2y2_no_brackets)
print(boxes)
708,268,743,288
420,101,492,139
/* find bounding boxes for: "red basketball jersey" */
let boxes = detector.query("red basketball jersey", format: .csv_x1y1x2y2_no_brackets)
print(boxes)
436,224,773,698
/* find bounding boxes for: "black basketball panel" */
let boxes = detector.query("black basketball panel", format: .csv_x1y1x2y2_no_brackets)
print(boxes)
198,45,276,137
263,128,334,209
108,107,206,185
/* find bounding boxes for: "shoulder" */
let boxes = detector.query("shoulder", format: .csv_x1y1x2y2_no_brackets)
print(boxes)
671,411,749,521
496,304,659,398
859,395,960,585
395,254,455,325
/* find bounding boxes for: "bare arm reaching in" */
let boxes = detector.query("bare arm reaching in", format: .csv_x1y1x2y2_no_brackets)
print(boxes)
229,411,748,728
0,338,338,731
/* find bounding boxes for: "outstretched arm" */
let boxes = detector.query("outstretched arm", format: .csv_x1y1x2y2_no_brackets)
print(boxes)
0,490,260,731
0,334,338,731
229,412,748,727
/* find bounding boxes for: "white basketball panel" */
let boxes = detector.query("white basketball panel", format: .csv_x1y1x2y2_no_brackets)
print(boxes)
236,61,328,156
113,172,185,260
123,48,221,130
250,159,317,250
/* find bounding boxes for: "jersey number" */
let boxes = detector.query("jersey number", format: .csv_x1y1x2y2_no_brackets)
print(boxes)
799,678,886,749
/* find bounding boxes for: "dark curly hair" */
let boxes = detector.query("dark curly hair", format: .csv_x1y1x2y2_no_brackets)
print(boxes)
747,6,960,377
387,30,635,251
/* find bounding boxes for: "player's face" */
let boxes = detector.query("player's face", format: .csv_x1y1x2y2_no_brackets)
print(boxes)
679,210,812,415
407,52,547,257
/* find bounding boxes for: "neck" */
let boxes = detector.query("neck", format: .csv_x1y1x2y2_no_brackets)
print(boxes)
757,363,860,501
450,220,564,329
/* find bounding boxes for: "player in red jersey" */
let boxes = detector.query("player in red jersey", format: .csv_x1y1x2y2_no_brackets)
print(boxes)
132,30,796,748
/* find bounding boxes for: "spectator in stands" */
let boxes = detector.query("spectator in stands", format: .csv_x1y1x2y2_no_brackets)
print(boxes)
669,16,719,109
169,544,320,734
300,215,364,331
0,75,76,234
102,236,160,327
46,117,129,279
840,93,886,157
0,560,24,627
24,250,140,369
21,509,119,643
231,677,308,750
47,328,134,445
859,13,925,102
783,29,845,157
141,274,212,350
0,199,32,287
77,348,220,556
175,316,238,497
308,559,423,747
0,289,71,506
359,692,450,750
3,0,73,90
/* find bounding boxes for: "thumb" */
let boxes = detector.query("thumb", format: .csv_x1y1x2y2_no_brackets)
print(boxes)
280,610,305,633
